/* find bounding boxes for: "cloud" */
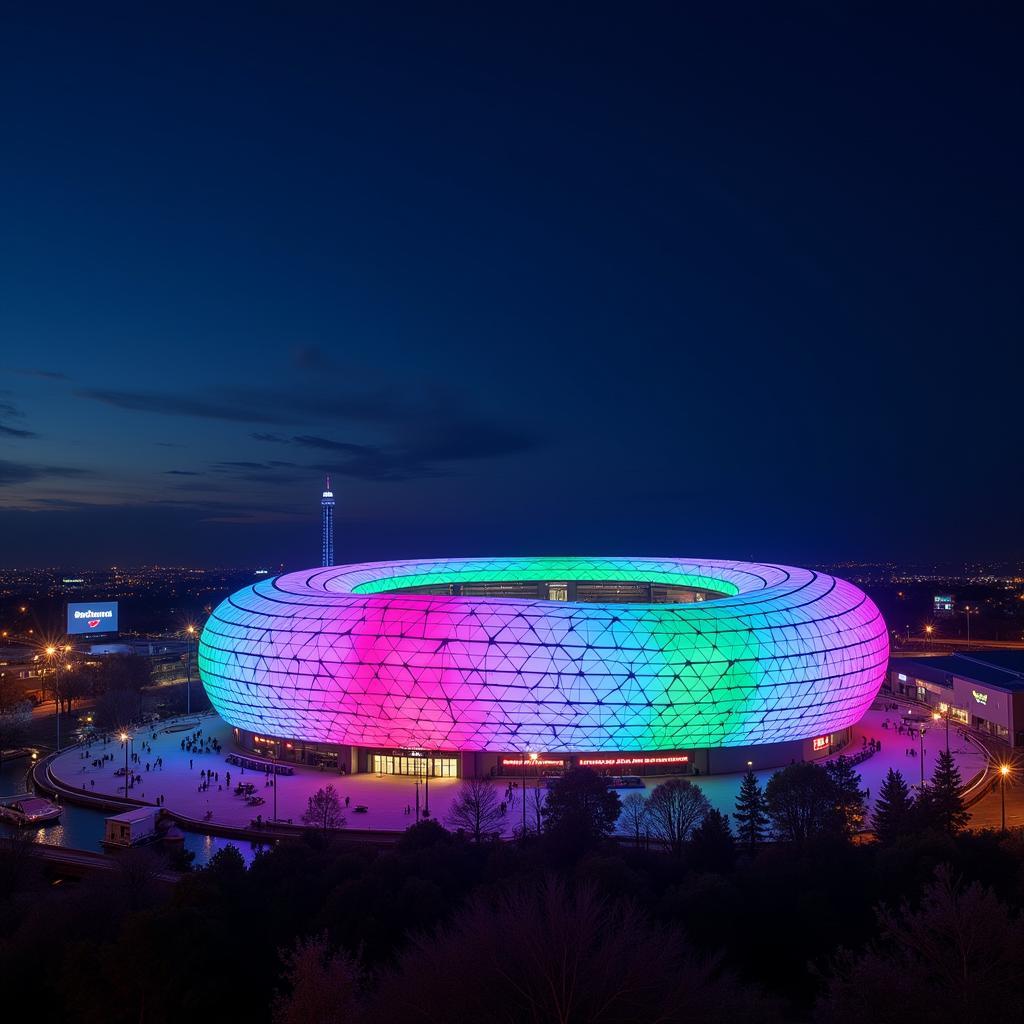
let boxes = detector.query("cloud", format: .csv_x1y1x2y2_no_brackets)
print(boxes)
76,384,404,427
0,424,37,439
74,384,546,483
76,388,295,424
0,398,37,436
10,368,69,380
0,460,89,487
164,469,200,475
291,435,372,454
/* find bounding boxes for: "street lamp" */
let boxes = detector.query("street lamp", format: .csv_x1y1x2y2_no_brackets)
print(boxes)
999,764,1011,832
185,624,196,716
44,645,61,751
119,731,130,799
271,741,278,823
918,725,926,787
963,606,975,648
932,709,950,754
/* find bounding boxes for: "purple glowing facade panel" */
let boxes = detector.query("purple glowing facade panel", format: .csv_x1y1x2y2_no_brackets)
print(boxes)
198,557,889,753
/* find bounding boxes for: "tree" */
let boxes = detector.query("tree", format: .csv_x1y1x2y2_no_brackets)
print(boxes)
689,808,735,872
446,778,505,842
0,676,32,772
917,749,969,835
541,767,621,850
871,768,915,844
398,818,451,852
815,866,1024,1024
205,843,247,885
302,785,346,834
367,878,778,1023
765,762,841,842
60,668,94,713
646,778,711,856
94,688,144,732
92,654,153,694
733,768,768,851
825,755,867,836
528,782,546,835
273,933,360,1024
619,792,650,845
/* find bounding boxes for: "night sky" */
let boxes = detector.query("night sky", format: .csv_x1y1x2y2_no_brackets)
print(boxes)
1,7,1020,569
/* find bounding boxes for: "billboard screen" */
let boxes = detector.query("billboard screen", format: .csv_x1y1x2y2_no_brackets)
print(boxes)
67,601,119,635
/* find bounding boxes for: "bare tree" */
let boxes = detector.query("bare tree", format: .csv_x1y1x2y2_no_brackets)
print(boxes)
0,675,32,773
619,792,649,845
446,778,505,842
529,782,546,834
273,932,360,1024
367,877,777,1023
816,866,1024,1023
646,778,711,856
302,785,346,834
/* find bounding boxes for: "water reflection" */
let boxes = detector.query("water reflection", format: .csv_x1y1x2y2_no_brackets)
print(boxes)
1,756,259,866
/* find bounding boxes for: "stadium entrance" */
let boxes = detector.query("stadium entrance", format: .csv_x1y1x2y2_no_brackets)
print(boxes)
370,752,459,777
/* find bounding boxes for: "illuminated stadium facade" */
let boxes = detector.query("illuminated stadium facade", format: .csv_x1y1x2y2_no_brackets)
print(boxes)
198,557,889,777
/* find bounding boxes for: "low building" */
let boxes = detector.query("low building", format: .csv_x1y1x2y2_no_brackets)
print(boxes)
886,650,1024,746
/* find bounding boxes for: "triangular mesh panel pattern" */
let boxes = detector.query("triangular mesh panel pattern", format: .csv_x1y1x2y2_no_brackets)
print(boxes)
198,557,889,752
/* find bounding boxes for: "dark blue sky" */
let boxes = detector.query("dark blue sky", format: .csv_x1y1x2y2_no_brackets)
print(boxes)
1,6,1020,568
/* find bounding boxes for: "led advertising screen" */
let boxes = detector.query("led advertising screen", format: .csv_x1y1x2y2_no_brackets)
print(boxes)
67,601,119,635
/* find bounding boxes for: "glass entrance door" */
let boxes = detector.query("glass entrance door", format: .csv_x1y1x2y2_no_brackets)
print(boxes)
372,754,459,777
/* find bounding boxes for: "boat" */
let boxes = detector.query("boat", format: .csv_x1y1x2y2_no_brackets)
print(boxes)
0,795,62,826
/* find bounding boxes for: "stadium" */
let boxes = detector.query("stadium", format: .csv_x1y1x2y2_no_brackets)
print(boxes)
197,557,889,778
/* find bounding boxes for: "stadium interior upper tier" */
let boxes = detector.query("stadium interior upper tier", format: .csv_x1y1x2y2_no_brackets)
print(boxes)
198,557,889,757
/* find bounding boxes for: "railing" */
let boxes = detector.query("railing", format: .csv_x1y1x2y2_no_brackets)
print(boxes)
225,752,294,775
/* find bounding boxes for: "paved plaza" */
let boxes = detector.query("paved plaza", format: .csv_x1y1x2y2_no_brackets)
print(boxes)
47,705,992,839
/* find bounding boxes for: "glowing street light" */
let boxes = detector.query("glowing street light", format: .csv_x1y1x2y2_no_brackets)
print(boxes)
184,623,197,716
932,708,950,753
43,643,66,750
999,764,1012,832
120,731,131,799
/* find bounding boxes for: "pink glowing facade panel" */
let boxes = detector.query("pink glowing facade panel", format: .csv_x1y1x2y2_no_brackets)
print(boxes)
198,557,889,753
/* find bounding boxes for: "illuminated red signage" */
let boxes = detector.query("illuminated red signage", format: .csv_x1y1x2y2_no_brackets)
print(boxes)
812,735,831,751
501,758,566,768
578,755,689,767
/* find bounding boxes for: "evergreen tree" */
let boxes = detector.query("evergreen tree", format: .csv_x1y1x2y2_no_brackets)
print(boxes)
689,808,736,871
733,768,768,851
871,768,915,844
918,749,969,835
825,755,868,836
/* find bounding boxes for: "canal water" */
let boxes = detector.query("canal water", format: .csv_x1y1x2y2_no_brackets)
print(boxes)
0,756,262,866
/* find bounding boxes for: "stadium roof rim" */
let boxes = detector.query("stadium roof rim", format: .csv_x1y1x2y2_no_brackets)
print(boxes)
285,556,797,606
